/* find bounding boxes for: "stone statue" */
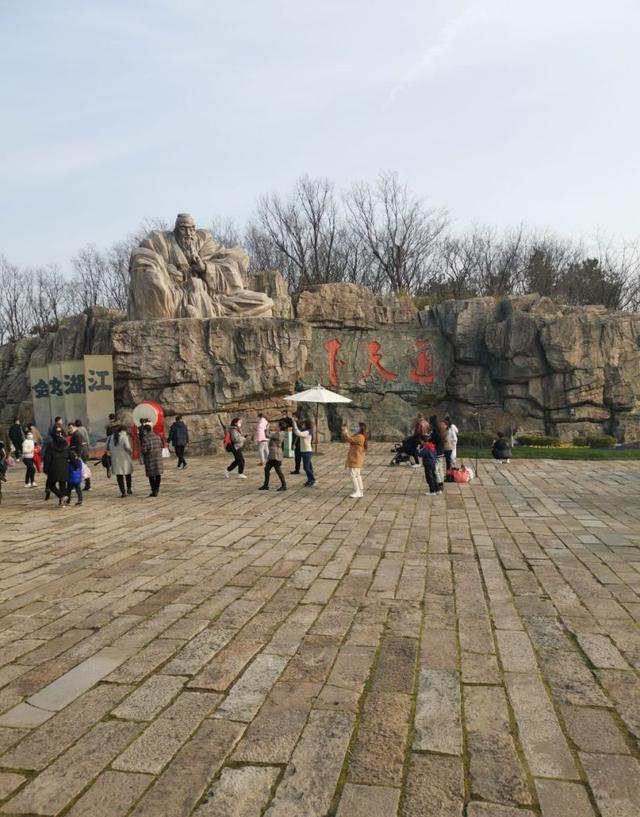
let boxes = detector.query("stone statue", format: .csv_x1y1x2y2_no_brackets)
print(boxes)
128,213,273,320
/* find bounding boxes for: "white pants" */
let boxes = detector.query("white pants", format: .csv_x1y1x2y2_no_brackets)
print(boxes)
350,467,364,496
257,441,269,463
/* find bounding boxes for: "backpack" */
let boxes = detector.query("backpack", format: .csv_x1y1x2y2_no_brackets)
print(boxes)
223,430,233,452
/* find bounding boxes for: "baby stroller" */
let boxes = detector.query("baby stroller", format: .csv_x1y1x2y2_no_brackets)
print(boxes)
389,436,418,466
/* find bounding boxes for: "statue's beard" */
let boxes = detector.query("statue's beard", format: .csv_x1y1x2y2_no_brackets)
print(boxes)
176,233,196,259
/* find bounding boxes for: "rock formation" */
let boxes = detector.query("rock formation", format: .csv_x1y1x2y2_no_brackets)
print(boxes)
2,280,640,450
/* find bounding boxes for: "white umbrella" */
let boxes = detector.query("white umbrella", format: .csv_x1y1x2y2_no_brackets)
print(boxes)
284,384,352,452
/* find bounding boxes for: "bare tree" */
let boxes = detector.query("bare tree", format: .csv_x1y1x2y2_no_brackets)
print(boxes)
28,265,72,335
0,257,34,343
345,172,449,294
253,176,351,290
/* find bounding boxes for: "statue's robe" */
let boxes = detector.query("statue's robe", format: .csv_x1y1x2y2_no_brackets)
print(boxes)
128,230,273,320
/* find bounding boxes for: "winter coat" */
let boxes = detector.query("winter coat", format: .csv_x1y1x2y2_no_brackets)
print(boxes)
43,437,71,482
343,432,367,468
67,458,83,487
230,427,244,449
292,422,313,453
71,427,90,460
267,430,283,461
107,431,134,476
418,443,437,469
141,432,164,477
22,439,35,459
9,423,25,450
254,417,269,443
492,438,512,460
168,420,189,447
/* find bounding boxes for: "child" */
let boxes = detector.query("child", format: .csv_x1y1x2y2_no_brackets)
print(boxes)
259,421,287,491
66,450,84,506
341,421,368,498
418,437,440,495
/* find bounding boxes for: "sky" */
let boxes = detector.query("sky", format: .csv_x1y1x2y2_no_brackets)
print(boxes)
1,0,639,270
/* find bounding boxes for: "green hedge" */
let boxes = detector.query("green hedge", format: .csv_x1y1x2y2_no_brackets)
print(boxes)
572,435,617,449
457,431,495,447
517,434,562,447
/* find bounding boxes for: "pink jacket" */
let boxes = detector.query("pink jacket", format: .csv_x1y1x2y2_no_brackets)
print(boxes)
254,417,269,443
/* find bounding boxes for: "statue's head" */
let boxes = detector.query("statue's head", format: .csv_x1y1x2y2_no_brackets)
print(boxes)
174,213,197,248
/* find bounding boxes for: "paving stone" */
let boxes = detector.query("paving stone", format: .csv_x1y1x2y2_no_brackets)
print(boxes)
4,720,141,816
64,770,153,817
535,779,596,817
0,682,133,770
495,630,538,672
538,649,609,706
559,704,630,754
264,710,354,817
505,672,578,780
26,647,128,711
466,806,535,817
232,707,309,764
105,638,185,684
371,636,417,694
336,782,400,817
194,765,280,817
129,719,243,817
189,640,264,690
349,692,412,787
580,753,640,817
0,771,26,799
213,653,288,722
461,651,501,684
112,674,186,721
420,627,458,670
596,669,640,740
463,684,531,805
402,753,464,817
413,669,461,754
112,691,220,774
576,632,629,669
0,701,54,728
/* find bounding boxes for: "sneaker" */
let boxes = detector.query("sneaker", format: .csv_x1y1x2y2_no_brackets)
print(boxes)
120,493,126,498
75,501,83,506
32,482,37,487
277,486,287,492
127,489,133,496
238,474,248,480
411,463,421,468
349,492,362,498
304,481,316,488
223,470,230,479
24,484,31,489
258,485,269,491
437,490,443,495
290,470,300,475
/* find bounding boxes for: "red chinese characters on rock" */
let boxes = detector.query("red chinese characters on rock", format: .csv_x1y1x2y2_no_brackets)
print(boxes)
362,341,398,382
324,338,347,386
324,337,437,386
410,339,435,384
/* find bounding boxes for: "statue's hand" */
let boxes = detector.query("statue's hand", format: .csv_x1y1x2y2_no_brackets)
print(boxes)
190,254,206,275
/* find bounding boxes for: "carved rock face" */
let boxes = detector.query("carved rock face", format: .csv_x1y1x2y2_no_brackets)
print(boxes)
4,286,640,447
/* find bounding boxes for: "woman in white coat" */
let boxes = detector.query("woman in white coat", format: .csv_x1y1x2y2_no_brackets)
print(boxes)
107,425,134,497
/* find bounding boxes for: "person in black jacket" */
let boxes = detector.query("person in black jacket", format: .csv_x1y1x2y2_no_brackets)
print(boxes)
9,418,25,459
43,428,71,507
168,415,189,469
492,432,512,463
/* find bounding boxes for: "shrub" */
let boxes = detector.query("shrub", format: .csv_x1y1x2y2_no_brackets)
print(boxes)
573,435,616,449
458,431,495,447
517,434,561,447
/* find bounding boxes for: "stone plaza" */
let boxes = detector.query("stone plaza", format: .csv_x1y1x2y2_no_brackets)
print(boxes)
0,445,638,816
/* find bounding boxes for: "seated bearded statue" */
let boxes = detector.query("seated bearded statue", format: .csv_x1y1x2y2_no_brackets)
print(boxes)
128,213,273,320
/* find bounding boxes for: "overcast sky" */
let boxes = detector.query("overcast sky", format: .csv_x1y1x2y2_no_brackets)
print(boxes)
1,0,639,270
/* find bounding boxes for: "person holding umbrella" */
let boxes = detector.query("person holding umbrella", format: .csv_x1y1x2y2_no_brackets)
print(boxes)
292,417,315,487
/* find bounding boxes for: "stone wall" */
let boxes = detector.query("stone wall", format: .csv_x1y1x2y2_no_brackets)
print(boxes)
2,280,640,449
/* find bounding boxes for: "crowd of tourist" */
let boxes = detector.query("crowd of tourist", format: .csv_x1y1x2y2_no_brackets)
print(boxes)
1,407,513,508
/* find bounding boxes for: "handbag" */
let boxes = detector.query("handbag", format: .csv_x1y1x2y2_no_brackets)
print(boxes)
5,455,15,468
81,462,91,479
161,447,170,459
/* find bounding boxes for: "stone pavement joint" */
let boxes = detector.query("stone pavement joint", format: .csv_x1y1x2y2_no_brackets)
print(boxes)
0,445,638,816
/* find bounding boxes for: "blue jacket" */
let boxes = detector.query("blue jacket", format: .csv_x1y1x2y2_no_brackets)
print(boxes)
168,420,189,447
417,445,437,468
68,458,83,487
